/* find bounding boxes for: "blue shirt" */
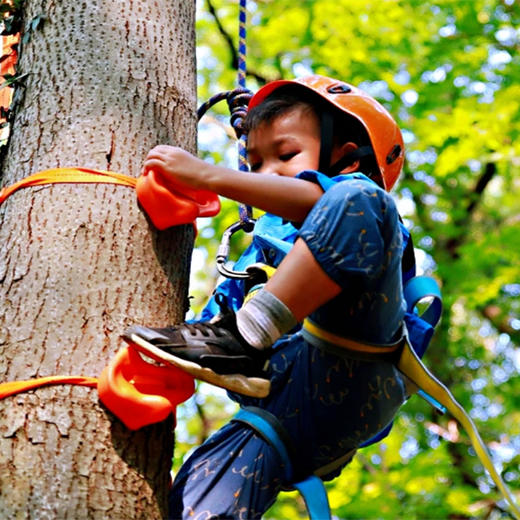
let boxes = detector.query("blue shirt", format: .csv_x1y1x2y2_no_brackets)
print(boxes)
201,171,405,347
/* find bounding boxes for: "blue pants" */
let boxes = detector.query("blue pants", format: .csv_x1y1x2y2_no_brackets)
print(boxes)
170,181,407,519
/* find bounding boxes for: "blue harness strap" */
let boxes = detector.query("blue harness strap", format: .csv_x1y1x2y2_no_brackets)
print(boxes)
404,275,442,328
403,275,447,414
292,476,331,520
232,407,332,520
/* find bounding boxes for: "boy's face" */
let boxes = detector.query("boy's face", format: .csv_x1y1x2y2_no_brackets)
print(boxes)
246,107,322,177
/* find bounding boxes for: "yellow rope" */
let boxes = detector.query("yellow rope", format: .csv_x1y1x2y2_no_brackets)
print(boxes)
303,319,520,518
398,338,520,519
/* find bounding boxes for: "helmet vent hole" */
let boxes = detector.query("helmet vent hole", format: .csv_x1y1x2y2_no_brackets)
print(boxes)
327,83,352,94
386,145,402,164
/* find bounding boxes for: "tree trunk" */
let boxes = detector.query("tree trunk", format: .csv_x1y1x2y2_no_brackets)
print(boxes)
0,1,196,518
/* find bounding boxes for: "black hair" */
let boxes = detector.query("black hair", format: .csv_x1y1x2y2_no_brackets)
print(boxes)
244,85,382,184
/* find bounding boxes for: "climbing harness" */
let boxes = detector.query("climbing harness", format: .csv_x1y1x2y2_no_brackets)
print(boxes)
230,229,519,519
233,239,519,519
233,407,332,520
194,4,519,517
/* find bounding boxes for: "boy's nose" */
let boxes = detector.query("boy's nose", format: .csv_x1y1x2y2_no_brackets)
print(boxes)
257,165,271,175
257,160,279,175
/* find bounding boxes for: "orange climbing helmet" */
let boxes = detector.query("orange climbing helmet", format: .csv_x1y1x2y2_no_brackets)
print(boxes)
248,75,404,191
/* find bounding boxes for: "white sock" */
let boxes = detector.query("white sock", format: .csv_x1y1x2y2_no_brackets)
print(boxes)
236,289,297,349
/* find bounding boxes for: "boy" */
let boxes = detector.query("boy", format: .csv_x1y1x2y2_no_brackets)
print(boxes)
124,75,408,517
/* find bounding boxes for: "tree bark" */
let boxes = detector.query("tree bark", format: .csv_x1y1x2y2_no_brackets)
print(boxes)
0,0,196,517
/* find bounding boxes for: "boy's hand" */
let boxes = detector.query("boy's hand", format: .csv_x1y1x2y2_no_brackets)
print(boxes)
141,145,209,189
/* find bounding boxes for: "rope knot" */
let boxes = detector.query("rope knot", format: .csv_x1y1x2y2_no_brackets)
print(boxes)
227,88,253,138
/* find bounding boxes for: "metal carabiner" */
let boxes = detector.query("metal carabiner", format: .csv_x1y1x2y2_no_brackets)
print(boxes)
216,218,256,279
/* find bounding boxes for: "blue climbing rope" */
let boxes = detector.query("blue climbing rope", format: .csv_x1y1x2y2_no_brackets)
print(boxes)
196,1,255,278
196,0,254,231
236,0,254,227
197,86,253,237
237,0,247,89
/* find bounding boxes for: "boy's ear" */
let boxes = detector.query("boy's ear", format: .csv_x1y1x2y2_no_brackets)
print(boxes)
334,142,360,173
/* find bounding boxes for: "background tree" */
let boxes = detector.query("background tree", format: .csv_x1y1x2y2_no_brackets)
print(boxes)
0,0,196,517
178,1,520,518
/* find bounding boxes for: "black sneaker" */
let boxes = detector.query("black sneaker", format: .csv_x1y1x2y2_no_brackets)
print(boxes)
121,298,271,398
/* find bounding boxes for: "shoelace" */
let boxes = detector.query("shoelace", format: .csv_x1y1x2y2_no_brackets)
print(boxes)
182,322,227,338
164,293,235,339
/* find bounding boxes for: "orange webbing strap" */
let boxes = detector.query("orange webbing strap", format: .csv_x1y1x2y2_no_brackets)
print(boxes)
0,346,195,430
0,166,220,229
0,167,137,205
0,166,205,428
97,346,195,430
0,375,98,398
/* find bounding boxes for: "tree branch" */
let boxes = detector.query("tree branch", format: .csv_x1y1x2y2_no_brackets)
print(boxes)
205,0,270,85
446,162,497,258
467,162,496,215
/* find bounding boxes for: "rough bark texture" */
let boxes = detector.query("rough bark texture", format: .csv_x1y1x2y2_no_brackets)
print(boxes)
0,0,196,517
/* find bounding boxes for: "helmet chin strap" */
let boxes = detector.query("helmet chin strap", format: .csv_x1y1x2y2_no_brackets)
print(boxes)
318,111,335,174
318,111,375,177
326,146,374,176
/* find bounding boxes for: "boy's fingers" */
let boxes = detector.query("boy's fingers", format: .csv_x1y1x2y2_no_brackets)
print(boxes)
142,158,166,172
148,144,181,158
149,144,173,153
144,146,168,161
145,150,167,162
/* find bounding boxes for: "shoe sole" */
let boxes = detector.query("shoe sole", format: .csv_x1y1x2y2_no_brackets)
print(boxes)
124,333,271,398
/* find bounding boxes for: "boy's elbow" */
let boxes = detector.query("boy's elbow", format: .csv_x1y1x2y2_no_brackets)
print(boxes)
289,195,322,223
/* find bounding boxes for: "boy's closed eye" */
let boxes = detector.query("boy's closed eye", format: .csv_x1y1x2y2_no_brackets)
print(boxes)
279,152,297,161
248,152,297,172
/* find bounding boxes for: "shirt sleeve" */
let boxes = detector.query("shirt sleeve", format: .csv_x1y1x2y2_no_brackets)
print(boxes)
296,170,377,192
298,178,401,287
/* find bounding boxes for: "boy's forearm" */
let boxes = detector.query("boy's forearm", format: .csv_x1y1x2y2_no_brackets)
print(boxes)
202,163,323,222
142,146,322,221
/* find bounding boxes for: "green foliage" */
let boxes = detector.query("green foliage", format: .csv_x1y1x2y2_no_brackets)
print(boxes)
0,0,24,35
0,71,28,90
173,1,520,517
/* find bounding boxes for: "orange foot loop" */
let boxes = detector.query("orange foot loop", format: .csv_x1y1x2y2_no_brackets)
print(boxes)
98,346,195,430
